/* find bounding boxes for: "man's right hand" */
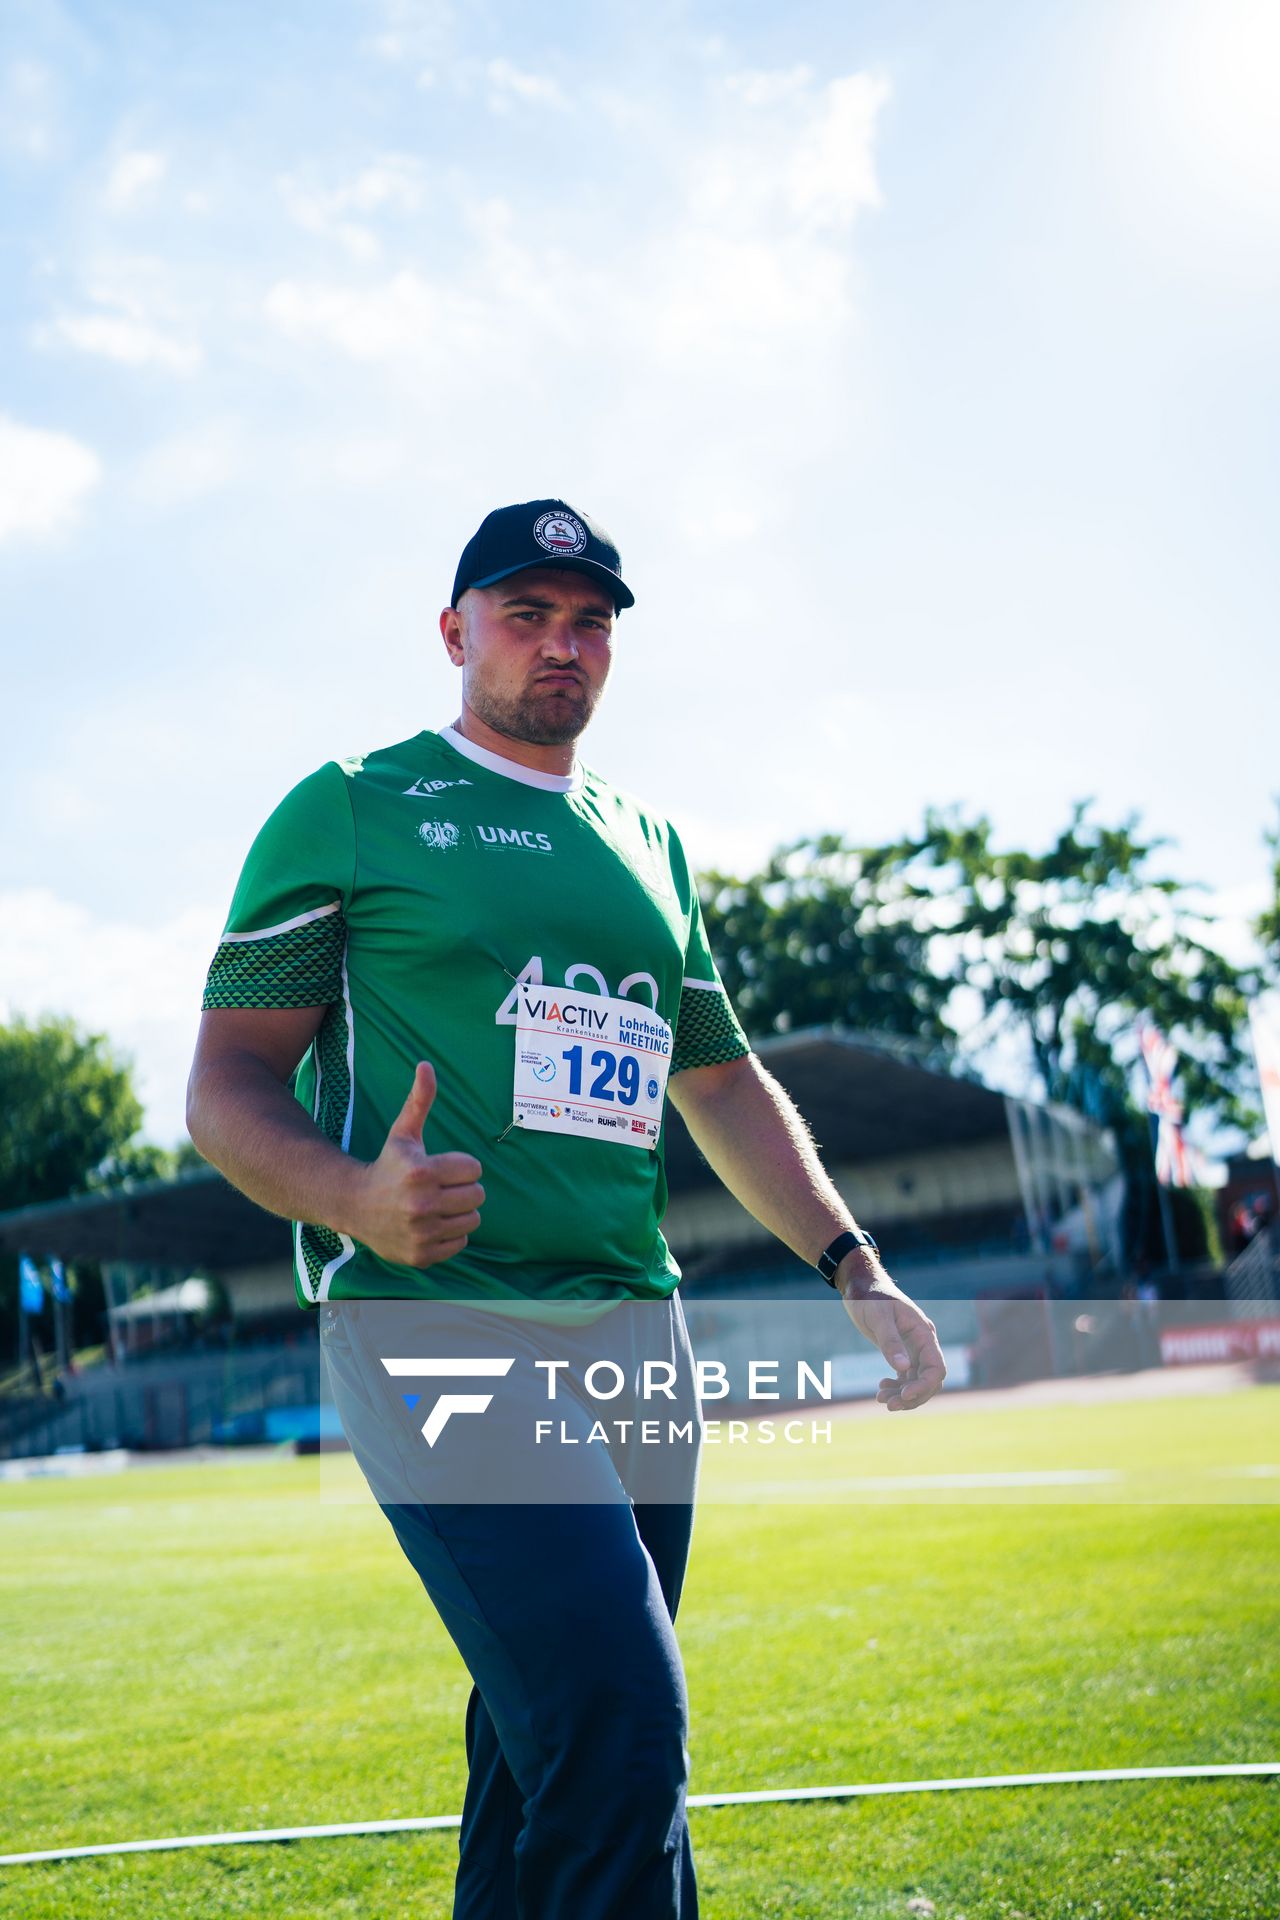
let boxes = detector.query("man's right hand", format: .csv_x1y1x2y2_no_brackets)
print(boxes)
350,1062,485,1268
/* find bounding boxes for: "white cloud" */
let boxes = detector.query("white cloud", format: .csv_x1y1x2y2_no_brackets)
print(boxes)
0,890,221,1146
724,65,815,107
694,69,888,233
331,158,424,214
639,69,888,391
265,268,446,359
47,306,202,372
789,73,888,227
0,59,57,160
1182,882,1268,969
681,504,762,545
131,422,242,507
648,229,849,361
486,58,565,112
278,155,425,260
366,0,454,65
39,268,203,372
290,433,408,487
260,66,888,397
666,809,780,879
0,415,101,543
103,148,168,211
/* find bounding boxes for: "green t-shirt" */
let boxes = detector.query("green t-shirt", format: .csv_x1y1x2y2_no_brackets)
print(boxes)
203,727,749,1310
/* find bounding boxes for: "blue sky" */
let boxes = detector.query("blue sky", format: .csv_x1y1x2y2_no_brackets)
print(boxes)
2,0,1277,1144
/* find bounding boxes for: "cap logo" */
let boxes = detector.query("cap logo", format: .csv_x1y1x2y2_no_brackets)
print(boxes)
533,510,588,557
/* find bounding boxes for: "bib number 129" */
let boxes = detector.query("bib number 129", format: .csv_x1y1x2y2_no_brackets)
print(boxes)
512,982,669,1148
561,1045,641,1106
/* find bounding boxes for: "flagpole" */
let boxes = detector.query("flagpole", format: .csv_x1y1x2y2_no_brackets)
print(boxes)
18,1253,48,1395
51,1260,71,1374
1246,998,1280,1216
1138,1024,1183,1280
1149,1112,1181,1276
18,1275,31,1384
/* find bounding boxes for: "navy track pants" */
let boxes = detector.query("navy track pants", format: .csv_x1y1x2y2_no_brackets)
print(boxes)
320,1294,702,1920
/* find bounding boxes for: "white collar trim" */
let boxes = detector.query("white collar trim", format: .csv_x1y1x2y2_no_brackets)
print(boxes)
438,724,582,792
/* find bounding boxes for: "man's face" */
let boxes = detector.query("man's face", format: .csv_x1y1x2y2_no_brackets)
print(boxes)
440,566,616,748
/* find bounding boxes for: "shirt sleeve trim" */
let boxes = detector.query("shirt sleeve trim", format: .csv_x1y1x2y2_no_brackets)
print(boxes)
219,900,344,943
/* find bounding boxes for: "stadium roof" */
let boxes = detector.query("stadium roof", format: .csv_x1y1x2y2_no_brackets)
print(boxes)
0,1166,289,1268
663,1028,1010,1186
0,1031,1012,1269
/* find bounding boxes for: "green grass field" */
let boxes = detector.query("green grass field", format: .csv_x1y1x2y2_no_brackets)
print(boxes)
3,1383,1277,1918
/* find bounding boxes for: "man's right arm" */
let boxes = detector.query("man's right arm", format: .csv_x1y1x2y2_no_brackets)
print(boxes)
186,1009,485,1268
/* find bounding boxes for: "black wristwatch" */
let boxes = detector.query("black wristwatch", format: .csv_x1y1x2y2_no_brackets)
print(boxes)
817,1227,880,1287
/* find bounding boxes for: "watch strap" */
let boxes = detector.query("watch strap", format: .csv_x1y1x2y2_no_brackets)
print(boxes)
817,1227,879,1287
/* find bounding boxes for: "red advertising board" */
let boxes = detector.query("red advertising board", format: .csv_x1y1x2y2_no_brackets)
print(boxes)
1159,1319,1280,1366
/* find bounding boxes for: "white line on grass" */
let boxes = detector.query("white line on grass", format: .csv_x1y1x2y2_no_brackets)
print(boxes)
739,1470,1124,1492
2,1763,1276,1868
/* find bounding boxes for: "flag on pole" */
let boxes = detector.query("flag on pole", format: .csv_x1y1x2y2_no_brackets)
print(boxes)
19,1255,46,1316
50,1258,71,1303
1138,1021,1192,1187
1248,993,1280,1167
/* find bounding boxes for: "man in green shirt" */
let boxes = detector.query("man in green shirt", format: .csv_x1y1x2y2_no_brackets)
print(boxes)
188,498,945,1920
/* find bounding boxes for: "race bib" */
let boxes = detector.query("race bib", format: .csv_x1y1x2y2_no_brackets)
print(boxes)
512,984,671,1149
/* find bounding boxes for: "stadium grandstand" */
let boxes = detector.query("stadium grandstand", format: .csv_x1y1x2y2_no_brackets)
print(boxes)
2,1029,1268,1462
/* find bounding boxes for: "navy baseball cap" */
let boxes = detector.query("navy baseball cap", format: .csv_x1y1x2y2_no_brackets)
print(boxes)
451,498,635,611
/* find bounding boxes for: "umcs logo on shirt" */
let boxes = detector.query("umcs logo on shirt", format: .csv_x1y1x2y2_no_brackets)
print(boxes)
477,825,554,855
416,821,553,854
418,820,462,850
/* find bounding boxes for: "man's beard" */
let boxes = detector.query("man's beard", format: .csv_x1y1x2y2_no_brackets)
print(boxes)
467,676,598,747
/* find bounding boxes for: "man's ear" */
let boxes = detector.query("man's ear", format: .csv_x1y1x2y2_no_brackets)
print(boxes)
439,604,465,665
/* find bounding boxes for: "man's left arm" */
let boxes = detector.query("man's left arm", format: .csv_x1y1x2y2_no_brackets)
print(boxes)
667,1051,947,1412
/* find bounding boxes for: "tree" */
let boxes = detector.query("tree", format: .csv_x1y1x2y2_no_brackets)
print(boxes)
905,804,1257,1271
702,806,1257,1126
698,805,1260,1271
698,833,956,1060
1256,804,1280,976
0,1016,146,1214
901,802,1258,1136
90,1135,207,1192
0,1016,150,1370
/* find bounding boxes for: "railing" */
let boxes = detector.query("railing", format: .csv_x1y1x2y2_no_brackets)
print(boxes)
0,1345,322,1461
1224,1223,1280,1305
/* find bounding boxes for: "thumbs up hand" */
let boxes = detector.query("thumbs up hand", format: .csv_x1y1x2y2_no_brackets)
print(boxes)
351,1062,485,1268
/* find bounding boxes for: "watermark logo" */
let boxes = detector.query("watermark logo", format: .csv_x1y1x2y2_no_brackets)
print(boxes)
378,1352,833,1451
380,1357,515,1445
